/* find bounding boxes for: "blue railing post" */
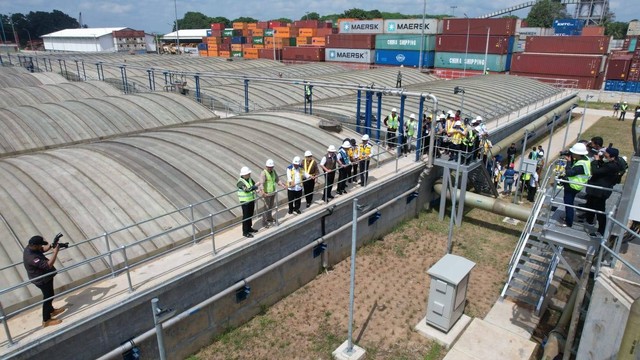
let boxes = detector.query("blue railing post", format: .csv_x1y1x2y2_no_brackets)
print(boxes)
195,74,201,103
376,92,382,143
163,71,169,86
416,95,425,162
398,95,407,156
244,79,250,113
365,91,373,136
308,85,313,115
356,89,362,133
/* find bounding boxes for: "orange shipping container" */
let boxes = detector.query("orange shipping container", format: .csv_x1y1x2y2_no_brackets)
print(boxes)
247,23,257,30
219,51,231,57
297,36,311,45
582,26,605,36
311,37,326,46
244,48,259,58
273,27,291,38
199,50,208,56
207,50,219,57
233,22,247,30
299,28,317,37
231,44,243,51
251,29,264,37
253,44,264,49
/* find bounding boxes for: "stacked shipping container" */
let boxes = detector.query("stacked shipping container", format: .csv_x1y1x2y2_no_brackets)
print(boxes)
374,19,441,67
605,49,640,93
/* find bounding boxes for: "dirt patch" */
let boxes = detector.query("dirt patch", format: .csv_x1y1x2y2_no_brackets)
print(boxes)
191,208,522,360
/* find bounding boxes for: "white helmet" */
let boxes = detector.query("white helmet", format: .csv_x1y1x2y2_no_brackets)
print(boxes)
304,150,312,157
342,141,351,149
362,134,370,141
391,108,397,112
240,166,251,176
447,110,455,117
265,159,275,167
409,113,416,120
292,156,301,165
327,145,336,152
438,114,446,120
454,120,462,126
569,143,588,155
475,115,483,122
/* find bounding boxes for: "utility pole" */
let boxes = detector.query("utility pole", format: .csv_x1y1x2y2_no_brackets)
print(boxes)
173,0,180,54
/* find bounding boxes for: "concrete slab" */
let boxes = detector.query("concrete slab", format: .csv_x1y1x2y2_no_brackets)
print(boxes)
443,347,479,360
414,314,472,349
448,318,537,360
483,299,540,339
333,340,366,360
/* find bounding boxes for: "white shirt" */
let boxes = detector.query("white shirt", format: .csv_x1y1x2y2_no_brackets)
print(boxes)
286,165,303,191
529,172,539,187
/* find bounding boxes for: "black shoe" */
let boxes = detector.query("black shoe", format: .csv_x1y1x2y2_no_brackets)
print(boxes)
249,228,258,233
288,210,293,214
244,233,254,238
328,195,334,199
295,210,302,214
343,189,348,194
306,203,311,208
336,191,343,195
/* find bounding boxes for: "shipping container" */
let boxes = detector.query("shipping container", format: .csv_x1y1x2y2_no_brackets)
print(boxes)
553,19,584,36
624,81,639,92
604,79,625,91
268,20,288,28
231,36,246,44
326,34,376,49
325,48,375,63
252,36,264,45
223,29,243,37
199,50,208,57
253,44,264,49
231,44,243,52
209,30,223,37
435,34,514,54
282,46,326,61
299,28,317,37
525,36,609,54
273,27,294,38
511,71,602,90
247,23,257,30
243,48,259,59
294,19,320,28
516,27,554,39
510,53,604,76
376,34,436,51
316,28,336,37
606,55,633,80
207,50,219,57
231,51,243,58
250,29,264,37
311,37,326,46
582,26,605,36
296,36,312,45
338,19,384,34
257,21,270,29
264,29,275,37
375,49,435,67
206,30,212,37
233,22,247,30
382,19,442,35
219,51,231,57
442,18,518,36
627,20,640,36
211,23,225,31
434,51,511,71
258,48,282,59
197,43,207,50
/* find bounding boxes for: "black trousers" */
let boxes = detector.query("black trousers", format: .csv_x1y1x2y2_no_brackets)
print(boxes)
324,170,336,201
288,189,302,211
387,130,397,148
585,195,608,234
359,160,370,186
527,186,537,202
241,201,255,234
303,179,315,205
337,167,348,192
36,280,55,322
351,163,358,183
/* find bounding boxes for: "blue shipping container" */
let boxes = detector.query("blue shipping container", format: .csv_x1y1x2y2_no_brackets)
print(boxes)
375,50,435,67
206,30,212,37
231,36,246,44
197,43,208,50
625,81,639,93
605,80,619,91
554,18,584,36
616,81,627,91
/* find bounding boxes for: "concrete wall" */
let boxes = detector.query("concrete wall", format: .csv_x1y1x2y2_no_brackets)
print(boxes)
12,162,435,360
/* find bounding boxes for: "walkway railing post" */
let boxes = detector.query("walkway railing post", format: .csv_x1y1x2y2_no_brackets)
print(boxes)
190,204,197,244
122,246,134,293
210,214,216,255
376,92,382,143
356,90,362,133
105,232,115,277
0,302,13,345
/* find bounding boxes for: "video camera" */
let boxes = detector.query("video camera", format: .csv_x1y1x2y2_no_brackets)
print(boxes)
559,150,571,157
52,233,69,249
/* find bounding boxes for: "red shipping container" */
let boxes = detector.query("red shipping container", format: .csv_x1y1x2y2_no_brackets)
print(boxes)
258,48,282,60
218,44,231,52
316,28,336,37
435,35,513,54
510,72,602,90
282,46,325,61
581,26,605,36
209,30,222,37
525,36,609,55
510,53,604,77
257,21,270,29
269,20,288,28
211,23,225,30
606,55,633,80
320,21,333,29
222,37,232,45
326,34,375,49
293,19,320,28
442,18,518,36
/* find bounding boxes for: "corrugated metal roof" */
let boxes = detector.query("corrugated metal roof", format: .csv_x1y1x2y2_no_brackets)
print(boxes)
42,28,127,38
163,29,210,40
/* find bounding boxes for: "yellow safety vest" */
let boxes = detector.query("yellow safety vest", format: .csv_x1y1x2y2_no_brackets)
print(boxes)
237,177,256,203
263,170,276,193
359,143,372,159
568,159,591,191
304,159,315,175
407,120,417,137
387,114,399,129
288,167,303,187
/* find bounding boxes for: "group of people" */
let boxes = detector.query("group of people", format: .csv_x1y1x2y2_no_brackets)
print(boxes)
613,101,640,121
236,135,374,238
432,110,489,164
491,144,545,201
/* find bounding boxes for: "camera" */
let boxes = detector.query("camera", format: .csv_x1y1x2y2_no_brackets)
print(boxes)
559,150,571,157
52,232,69,249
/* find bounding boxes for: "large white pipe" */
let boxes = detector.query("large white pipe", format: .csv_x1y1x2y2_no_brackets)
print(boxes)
434,183,531,221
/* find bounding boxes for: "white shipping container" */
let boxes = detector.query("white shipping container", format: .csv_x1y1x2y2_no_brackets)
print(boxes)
628,20,640,36
517,27,554,39
383,19,442,35
338,19,384,34
325,48,375,63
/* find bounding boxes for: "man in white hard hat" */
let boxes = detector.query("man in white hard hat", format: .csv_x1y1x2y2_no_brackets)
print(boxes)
619,101,628,121
560,142,591,228
320,145,338,202
383,108,399,150
336,141,351,195
405,113,418,155
237,166,259,238
259,159,286,226
302,150,319,208
286,156,304,214
358,134,373,186
449,119,466,161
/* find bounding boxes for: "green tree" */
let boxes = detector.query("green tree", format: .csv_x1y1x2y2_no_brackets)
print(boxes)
301,12,320,20
178,11,211,29
525,0,569,27
272,17,292,24
1,10,79,46
209,16,231,28
343,8,370,19
605,21,629,39
232,17,259,23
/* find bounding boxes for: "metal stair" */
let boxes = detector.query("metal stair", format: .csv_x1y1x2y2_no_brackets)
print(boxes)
468,162,499,197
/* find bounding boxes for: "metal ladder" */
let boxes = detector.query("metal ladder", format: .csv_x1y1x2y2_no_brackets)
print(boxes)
468,161,499,197
500,164,561,313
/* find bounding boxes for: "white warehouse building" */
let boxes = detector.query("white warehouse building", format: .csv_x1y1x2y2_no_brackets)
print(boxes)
42,28,157,53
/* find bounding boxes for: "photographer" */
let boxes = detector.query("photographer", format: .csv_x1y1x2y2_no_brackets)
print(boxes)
23,234,67,327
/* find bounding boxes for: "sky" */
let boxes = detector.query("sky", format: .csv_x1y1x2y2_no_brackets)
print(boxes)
1,0,638,35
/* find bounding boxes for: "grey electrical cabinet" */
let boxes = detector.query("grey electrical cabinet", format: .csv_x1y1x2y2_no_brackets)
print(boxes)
425,254,476,333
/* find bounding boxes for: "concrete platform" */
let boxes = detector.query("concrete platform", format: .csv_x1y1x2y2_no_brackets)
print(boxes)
414,314,472,349
333,340,366,360
483,299,540,339
443,318,537,360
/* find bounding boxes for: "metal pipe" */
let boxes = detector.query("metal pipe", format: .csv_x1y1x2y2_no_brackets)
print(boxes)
541,285,580,360
433,183,531,221
563,247,596,360
151,298,167,360
618,297,640,360
347,198,358,353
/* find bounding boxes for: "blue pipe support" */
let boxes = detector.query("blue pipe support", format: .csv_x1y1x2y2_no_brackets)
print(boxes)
356,90,362,133
308,85,313,115
365,91,373,136
147,70,154,90
398,95,407,156
416,96,425,162
376,92,382,143
244,79,249,113
195,74,201,103
75,60,80,79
